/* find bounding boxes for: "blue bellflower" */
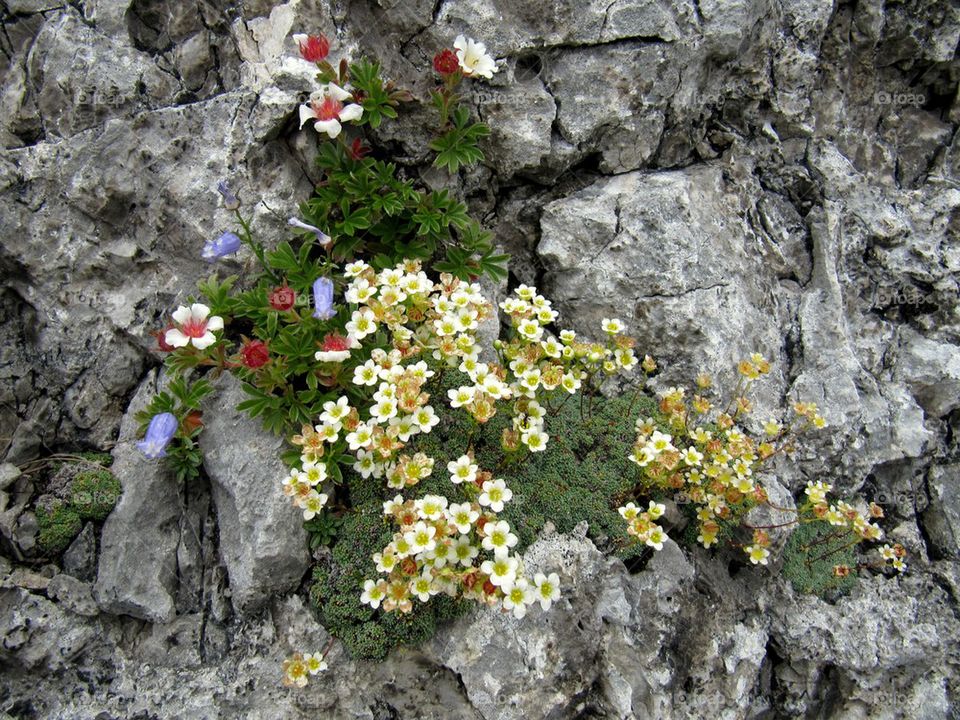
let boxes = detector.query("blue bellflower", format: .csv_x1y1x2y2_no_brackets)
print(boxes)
289,217,332,247
137,412,179,459
202,231,242,261
312,277,336,320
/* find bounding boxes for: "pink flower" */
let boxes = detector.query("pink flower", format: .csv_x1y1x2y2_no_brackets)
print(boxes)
164,303,224,350
298,84,363,139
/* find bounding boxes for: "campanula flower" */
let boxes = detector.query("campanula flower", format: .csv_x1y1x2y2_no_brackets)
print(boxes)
217,181,240,210
288,217,332,247
165,303,224,350
312,277,336,320
202,231,241,261
137,412,178,459
298,83,363,139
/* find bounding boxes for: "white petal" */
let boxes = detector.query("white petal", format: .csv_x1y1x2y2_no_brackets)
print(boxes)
171,305,191,325
314,119,342,138
190,303,210,321
453,35,466,52
299,104,316,129
165,328,190,347
325,83,352,102
192,332,216,350
292,33,308,45
339,104,363,122
474,57,497,79
206,315,224,332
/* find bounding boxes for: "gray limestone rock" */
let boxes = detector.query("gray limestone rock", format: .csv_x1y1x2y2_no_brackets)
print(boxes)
62,522,98,583
94,369,180,624
199,372,310,615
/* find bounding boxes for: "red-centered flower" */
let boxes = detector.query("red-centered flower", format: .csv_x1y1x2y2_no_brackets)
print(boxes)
348,137,369,160
269,285,296,311
240,339,270,369
433,48,459,76
293,33,330,63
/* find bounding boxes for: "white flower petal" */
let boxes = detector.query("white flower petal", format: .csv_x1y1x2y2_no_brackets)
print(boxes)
339,103,363,122
292,33,308,45
299,104,316,129
165,328,189,347
171,305,191,325
190,303,211,321
206,315,224,332
192,332,217,350
325,82,353,102
314,119,342,138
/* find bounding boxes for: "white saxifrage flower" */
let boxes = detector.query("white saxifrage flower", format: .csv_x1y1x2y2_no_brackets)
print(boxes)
533,572,561,610
478,478,513,512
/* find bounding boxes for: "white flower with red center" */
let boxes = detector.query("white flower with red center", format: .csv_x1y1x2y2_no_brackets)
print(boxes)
165,303,224,350
453,35,497,79
298,83,363,139
315,333,358,363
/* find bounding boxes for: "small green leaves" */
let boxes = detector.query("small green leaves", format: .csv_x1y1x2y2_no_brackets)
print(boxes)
348,58,400,129
198,274,237,317
429,106,490,173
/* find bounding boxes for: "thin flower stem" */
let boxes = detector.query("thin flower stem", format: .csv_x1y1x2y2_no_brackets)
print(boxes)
625,381,644,418
742,519,800,530
549,391,574,418
802,528,851,552
18,454,112,475
807,537,861,565
235,210,279,283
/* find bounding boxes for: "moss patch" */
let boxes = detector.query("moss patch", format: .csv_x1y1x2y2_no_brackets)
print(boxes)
781,520,857,598
70,470,122,521
37,501,83,555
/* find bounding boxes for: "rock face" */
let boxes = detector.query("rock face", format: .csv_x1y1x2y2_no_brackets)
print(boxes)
1,0,958,718
94,369,181,623
200,372,310,615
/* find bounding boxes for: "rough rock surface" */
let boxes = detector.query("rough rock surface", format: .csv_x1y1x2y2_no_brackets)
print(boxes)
94,369,181,623
1,0,958,718
199,372,310,615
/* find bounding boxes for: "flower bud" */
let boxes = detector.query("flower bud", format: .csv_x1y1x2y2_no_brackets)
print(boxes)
269,285,296,311
433,49,459,76
217,180,240,210
154,324,176,352
240,339,270,369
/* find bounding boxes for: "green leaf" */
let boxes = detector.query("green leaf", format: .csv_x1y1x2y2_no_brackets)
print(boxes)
429,106,490,173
